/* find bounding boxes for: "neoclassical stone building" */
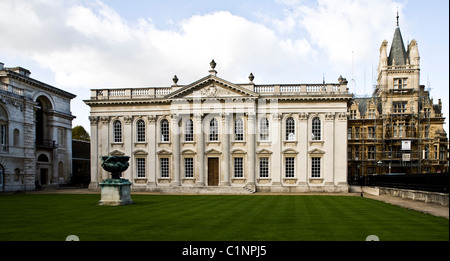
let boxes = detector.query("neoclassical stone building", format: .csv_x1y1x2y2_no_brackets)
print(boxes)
85,61,352,193
0,63,76,191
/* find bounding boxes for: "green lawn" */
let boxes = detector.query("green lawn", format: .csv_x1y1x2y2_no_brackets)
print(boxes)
0,194,448,241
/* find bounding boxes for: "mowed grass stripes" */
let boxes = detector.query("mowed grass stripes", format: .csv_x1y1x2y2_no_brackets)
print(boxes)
0,194,448,241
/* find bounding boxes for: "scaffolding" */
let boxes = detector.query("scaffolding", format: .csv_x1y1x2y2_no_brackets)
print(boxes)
348,83,448,184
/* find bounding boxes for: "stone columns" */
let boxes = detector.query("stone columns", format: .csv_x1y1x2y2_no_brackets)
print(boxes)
123,116,133,181
272,113,282,186
221,113,230,186
324,113,335,186
247,112,256,187
194,113,205,186
171,114,180,186
88,116,99,189
147,115,157,187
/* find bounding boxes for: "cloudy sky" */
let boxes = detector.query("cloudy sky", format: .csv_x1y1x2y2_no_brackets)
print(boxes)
0,0,448,133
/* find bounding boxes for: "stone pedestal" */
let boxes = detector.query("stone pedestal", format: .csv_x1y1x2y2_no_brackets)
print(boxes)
99,178,133,206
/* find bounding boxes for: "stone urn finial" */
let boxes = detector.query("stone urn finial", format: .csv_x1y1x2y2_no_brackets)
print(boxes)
249,72,254,82
172,75,179,85
210,59,216,69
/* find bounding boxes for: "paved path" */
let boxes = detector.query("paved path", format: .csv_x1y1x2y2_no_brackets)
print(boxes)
26,187,449,219
363,193,449,219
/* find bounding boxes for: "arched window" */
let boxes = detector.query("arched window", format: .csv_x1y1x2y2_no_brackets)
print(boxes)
209,118,218,141
286,117,295,141
185,119,193,142
312,117,321,140
160,119,169,142
136,120,146,142
234,118,244,141
259,117,269,141
113,120,122,143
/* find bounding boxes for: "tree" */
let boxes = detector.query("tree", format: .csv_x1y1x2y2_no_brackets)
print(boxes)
72,125,90,141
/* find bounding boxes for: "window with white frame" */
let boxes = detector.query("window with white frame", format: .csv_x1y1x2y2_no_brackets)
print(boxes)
311,157,321,178
259,117,269,141
185,119,194,142
160,158,169,178
136,158,146,178
312,117,321,140
184,157,194,178
160,119,169,142
234,118,244,141
234,157,243,178
209,118,218,141
113,120,122,143
259,157,269,178
285,117,295,141
285,157,295,178
137,120,146,142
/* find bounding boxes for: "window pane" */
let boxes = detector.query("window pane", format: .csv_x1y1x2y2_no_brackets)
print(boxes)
285,157,295,178
209,118,218,141
184,158,194,178
137,120,146,142
235,118,243,141
311,157,321,178
312,117,321,140
160,158,169,178
286,117,295,140
161,119,169,142
259,157,269,178
260,117,269,140
234,157,243,178
137,158,146,178
114,120,122,143
185,119,193,142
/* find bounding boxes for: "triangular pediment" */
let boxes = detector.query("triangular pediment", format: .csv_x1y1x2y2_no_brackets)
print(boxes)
308,148,325,155
166,75,258,99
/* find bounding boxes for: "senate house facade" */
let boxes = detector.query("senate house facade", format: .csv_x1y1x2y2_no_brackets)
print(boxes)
85,61,352,193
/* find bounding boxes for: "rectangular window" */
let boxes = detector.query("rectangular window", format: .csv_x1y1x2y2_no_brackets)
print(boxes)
234,118,244,141
368,127,375,139
311,157,321,178
160,158,169,178
259,157,269,178
347,127,352,139
285,157,295,178
234,157,243,178
439,146,446,160
424,126,429,138
393,102,407,113
368,146,375,160
350,110,357,119
0,124,6,146
184,158,194,178
137,120,146,142
394,78,408,89
136,158,146,178
424,145,429,160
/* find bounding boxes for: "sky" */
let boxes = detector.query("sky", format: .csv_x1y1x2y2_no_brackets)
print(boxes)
0,0,448,134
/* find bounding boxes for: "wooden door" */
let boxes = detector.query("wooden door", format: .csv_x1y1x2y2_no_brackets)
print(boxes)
208,158,219,186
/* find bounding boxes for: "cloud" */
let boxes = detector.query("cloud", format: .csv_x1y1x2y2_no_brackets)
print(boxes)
272,0,404,69
1,0,313,90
